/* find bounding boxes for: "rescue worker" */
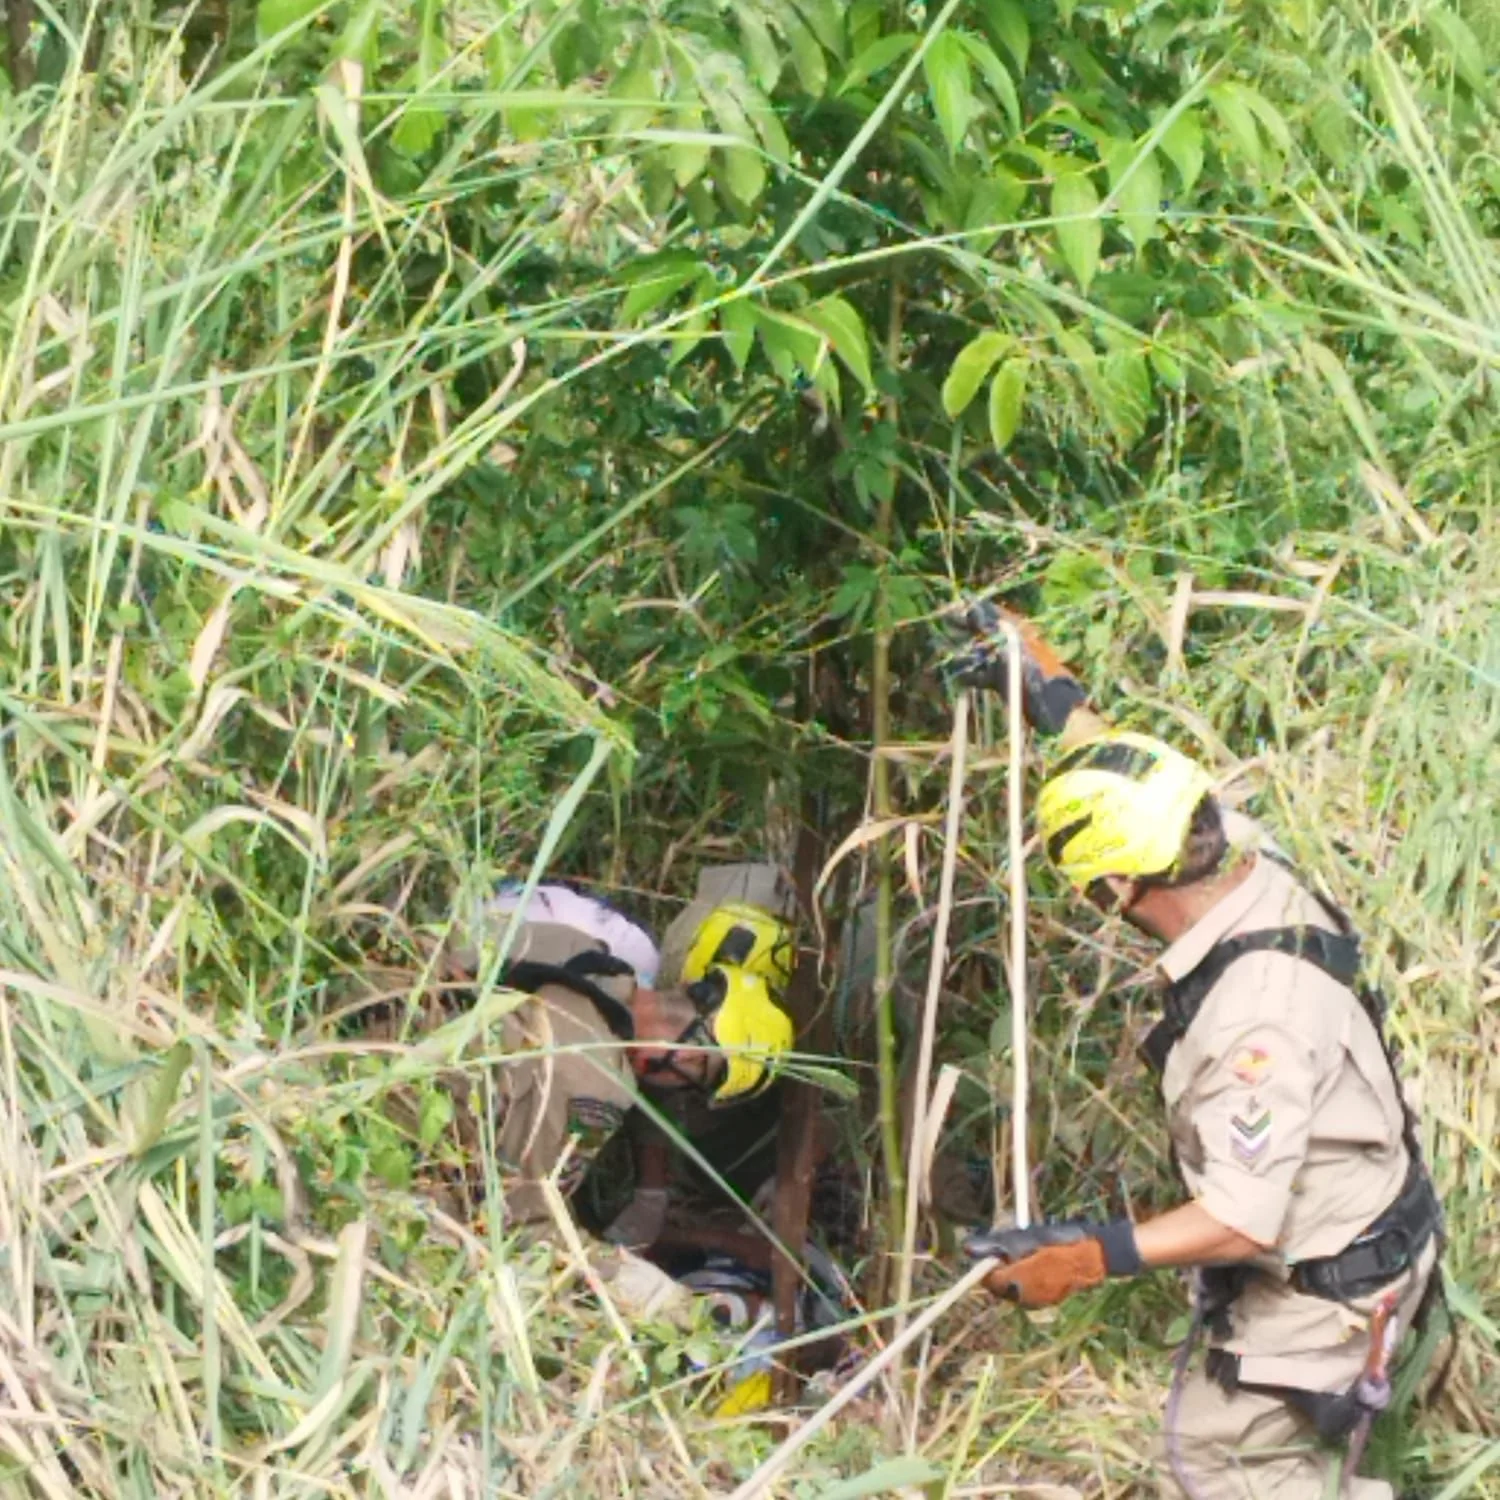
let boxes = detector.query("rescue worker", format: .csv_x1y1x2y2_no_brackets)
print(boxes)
590,863,799,1249
949,604,1444,1500
461,870,796,1227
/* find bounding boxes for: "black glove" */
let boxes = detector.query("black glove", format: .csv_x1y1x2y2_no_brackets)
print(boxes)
963,1219,1142,1307
943,599,1088,736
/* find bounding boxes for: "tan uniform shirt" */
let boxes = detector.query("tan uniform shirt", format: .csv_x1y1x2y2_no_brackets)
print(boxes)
1159,853,1412,1379
494,921,638,1225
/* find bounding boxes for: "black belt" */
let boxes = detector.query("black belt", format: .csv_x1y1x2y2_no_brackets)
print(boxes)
1290,1157,1442,1303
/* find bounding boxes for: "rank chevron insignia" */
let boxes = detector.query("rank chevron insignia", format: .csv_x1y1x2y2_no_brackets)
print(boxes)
1229,1103,1272,1165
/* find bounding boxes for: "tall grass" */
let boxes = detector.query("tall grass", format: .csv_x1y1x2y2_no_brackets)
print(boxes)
0,9,1494,1500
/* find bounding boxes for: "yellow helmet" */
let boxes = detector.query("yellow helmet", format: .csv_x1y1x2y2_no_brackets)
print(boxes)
693,964,795,1102
681,903,795,997
1037,731,1215,888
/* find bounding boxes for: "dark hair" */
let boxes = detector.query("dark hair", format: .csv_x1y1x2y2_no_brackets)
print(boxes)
1138,795,1228,890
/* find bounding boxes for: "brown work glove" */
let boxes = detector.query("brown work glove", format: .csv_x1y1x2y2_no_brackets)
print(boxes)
942,599,1088,736
964,1219,1142,1309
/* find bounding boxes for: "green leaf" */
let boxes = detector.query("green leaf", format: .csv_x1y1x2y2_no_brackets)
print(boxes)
922,32,973,156
1051,168,1101,290
1209,84,1264,173
978,0,1029,71
1237,83,1293,157
955,33,1020,136
666,110,714,187
942,331,1011,417
1158,106,1204,194
1105,139,1163,250
391,0,450,157
1426,8,1492,96
839,33,918,94
719,298,756,373
257,0,321,39
720,145,767,204
781,9,830,95
737,8,783,91
754,307,825,385
666,305,712,369
803,296,875,394
419,1088,454,1150
618,254,701,323
1100,348,1153,446
816,1457,946,1500
335,0,382,64
988,358,1028,450
789,0,846,58
964,171,1025,241
610,53,660,135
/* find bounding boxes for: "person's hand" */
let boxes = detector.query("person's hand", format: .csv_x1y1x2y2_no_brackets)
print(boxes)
596,1247,694,1326
964,1218,1142,1308
602,1187,670,1249
942,600,1088,736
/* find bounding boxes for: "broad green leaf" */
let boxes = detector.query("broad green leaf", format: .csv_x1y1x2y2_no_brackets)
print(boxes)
737,8,783,91
781,9,830,95
942,331,1011,417
1237,83,1293,156
747,98,791,162
610,53,660,135
392,0,449,156
965,170,1025,234
618,254,701,323
720,144,767,205
1100,349,1153,446
667,109,714,187
1158,107,1204,193
1308,96,1354,166
1148,343,1185,390
666,306,712,369
790,0,846,58
978,0,1029,71
922,31,973,157
1105,139,1163,250
719,298,756,373
816,1457,946,1500
1426,8,1492,96
803,296,874,393
258,0,321,39
956,33,1020,136
754,307,825,386
1209,84,1263,173
1051,169,1102,290
335,0,381,64
988,358,1028,449
839,33,918,94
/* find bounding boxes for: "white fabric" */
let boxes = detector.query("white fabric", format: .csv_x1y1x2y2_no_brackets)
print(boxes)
487,883,661,986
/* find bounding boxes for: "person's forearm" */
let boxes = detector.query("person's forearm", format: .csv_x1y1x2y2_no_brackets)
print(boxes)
1131,1200,1269,1269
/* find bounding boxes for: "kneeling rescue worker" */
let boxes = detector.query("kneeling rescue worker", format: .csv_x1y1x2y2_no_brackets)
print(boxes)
951,604,1445,1500
445,871,797,1314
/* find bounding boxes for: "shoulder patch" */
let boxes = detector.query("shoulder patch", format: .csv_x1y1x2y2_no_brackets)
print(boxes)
1229,1098,1272,1166
1230,1046,1273,1087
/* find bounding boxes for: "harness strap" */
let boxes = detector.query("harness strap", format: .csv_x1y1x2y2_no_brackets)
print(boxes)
1141,925,1361,1077
500,956,637,1041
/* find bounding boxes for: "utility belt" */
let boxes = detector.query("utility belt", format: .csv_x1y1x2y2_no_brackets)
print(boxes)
1290,1154,1442,1302
1198,1155,1443,1443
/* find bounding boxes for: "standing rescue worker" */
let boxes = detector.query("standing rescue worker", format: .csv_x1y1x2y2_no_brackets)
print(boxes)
950,604,1444,1500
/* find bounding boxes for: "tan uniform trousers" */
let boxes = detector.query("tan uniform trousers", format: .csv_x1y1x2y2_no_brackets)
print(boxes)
1160,1245,1434,1500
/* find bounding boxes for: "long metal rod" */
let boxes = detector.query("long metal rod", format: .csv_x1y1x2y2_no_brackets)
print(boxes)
1003,624,1031,1229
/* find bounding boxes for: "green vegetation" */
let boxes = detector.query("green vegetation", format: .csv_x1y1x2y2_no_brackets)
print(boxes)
0,0,1495,1494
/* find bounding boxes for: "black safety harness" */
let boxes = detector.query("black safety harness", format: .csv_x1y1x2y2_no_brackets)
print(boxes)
1142,890,1450,1453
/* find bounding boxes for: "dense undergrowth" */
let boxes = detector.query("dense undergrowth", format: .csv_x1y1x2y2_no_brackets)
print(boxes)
0,0,1496,1495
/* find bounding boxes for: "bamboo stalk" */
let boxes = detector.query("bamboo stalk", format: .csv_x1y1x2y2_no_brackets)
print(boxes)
889,693,971,1371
